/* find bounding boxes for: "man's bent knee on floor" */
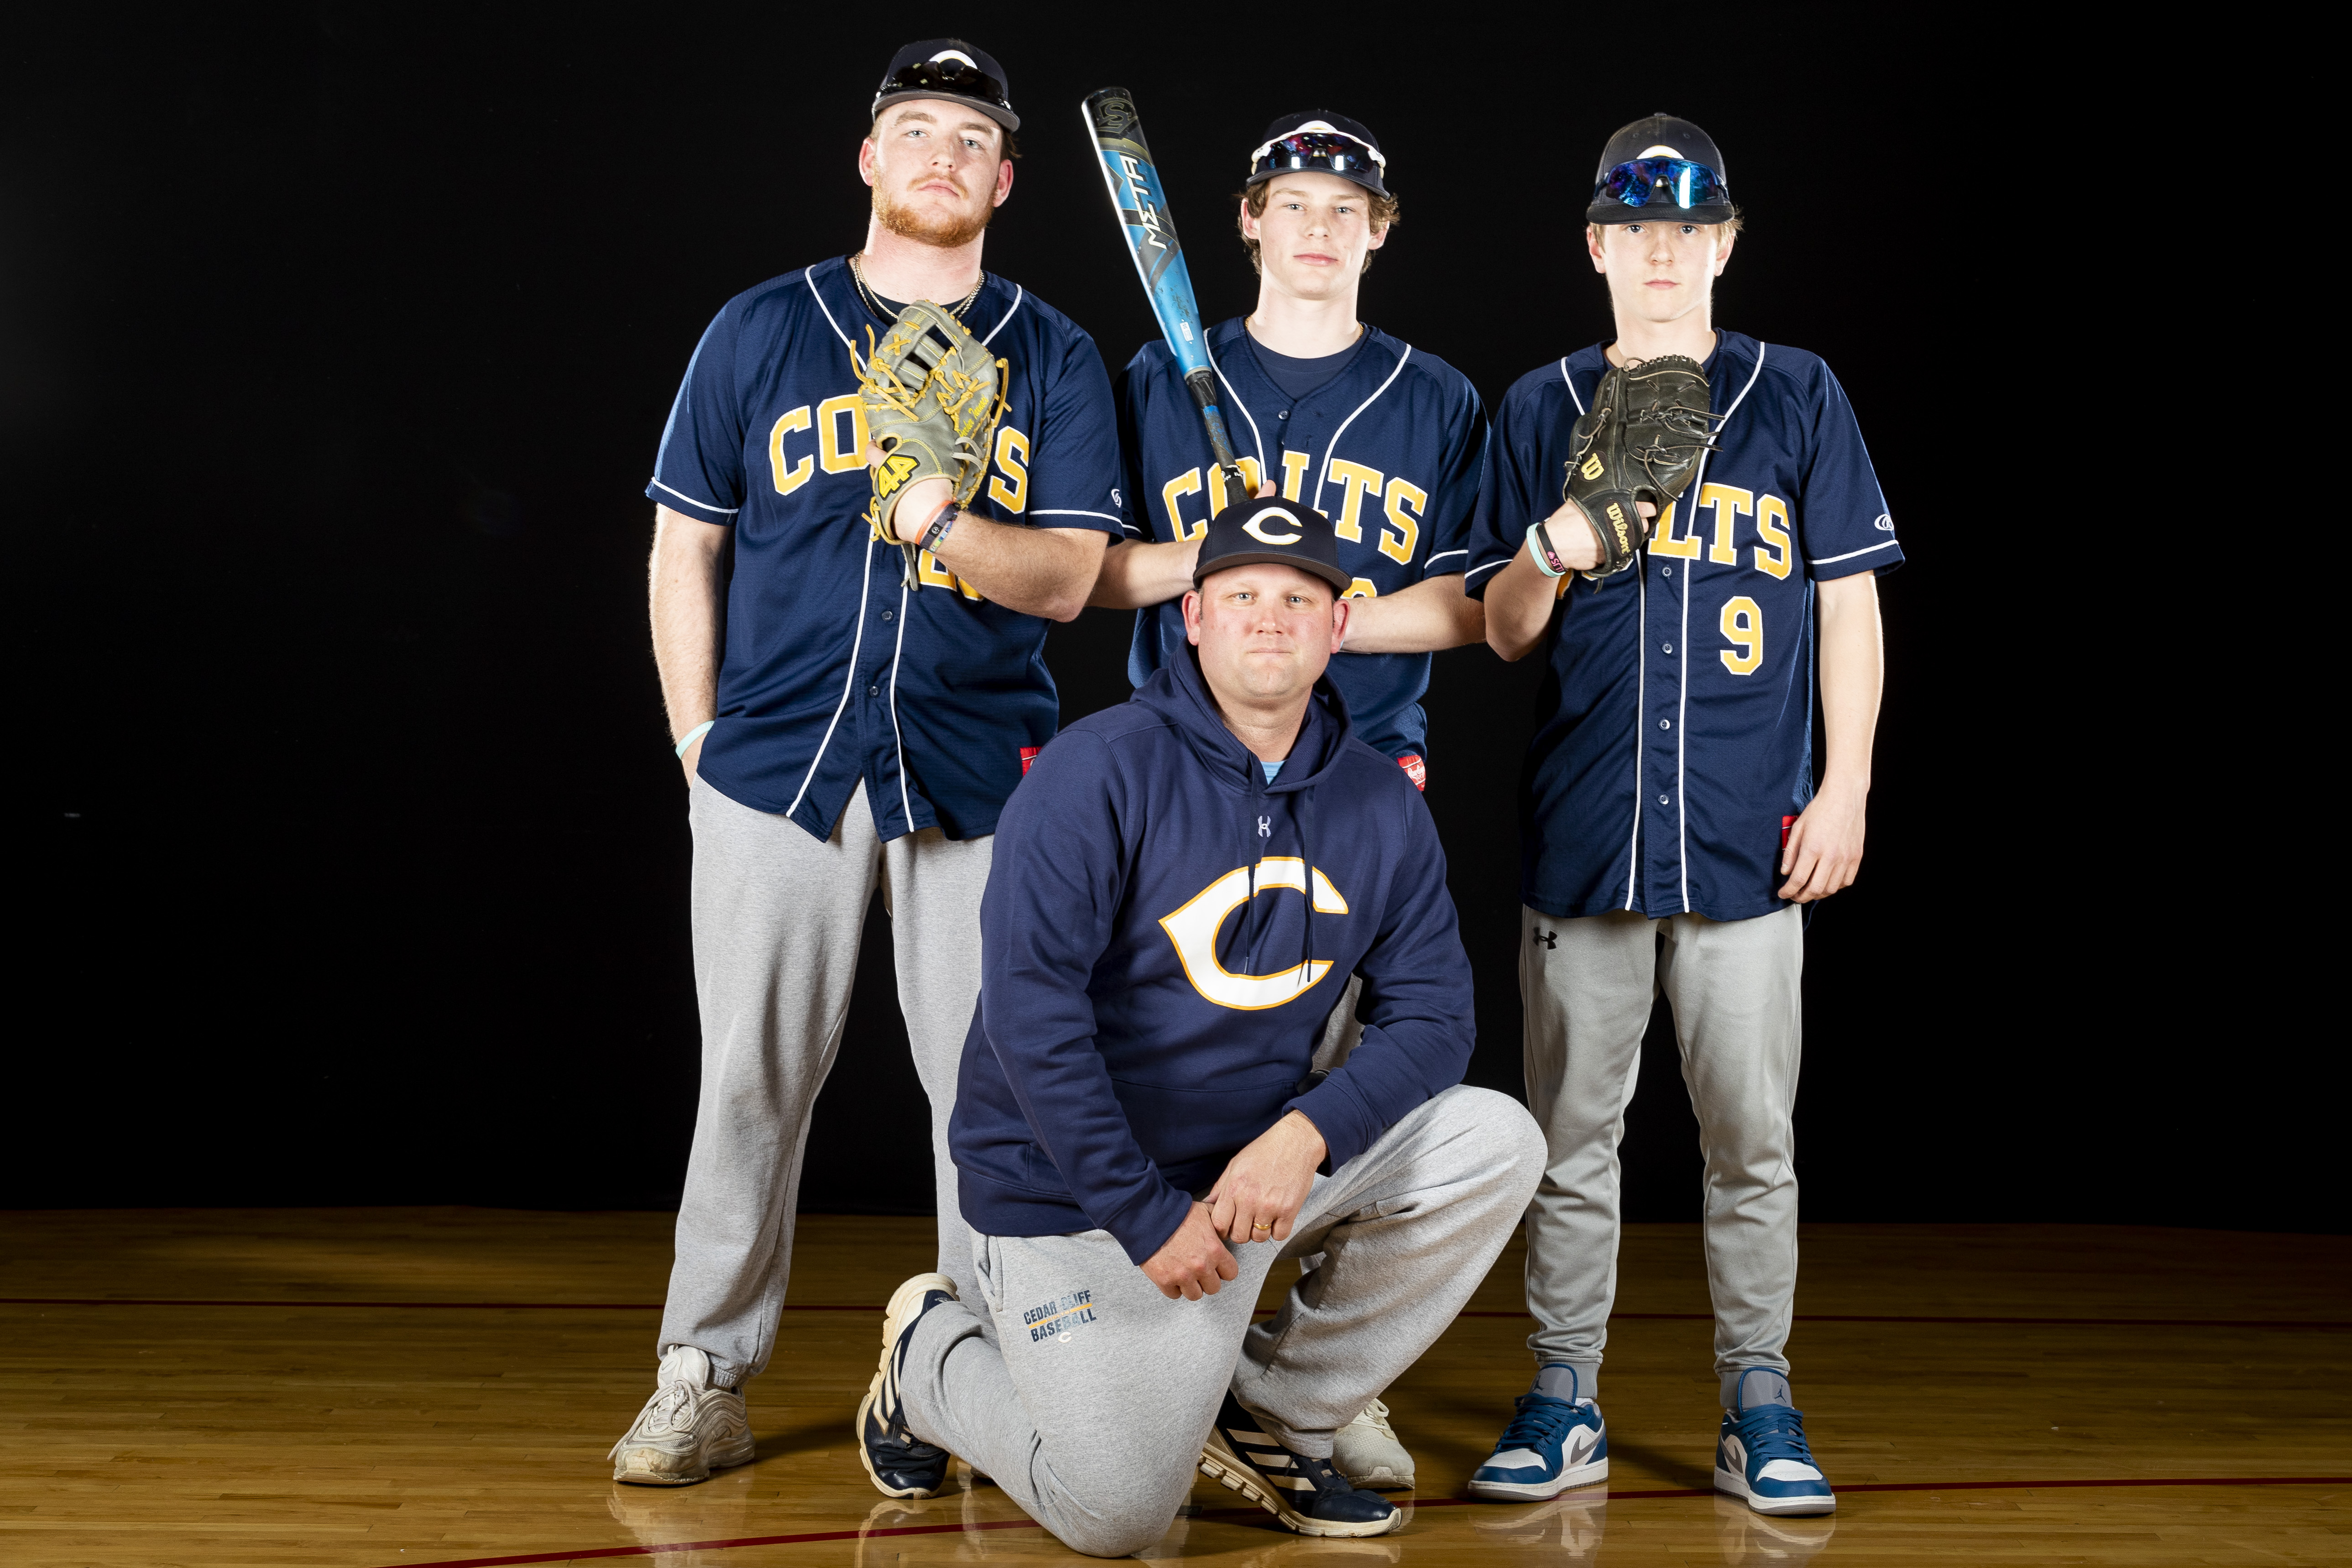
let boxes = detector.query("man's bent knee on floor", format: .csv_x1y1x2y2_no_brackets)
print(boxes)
854,502,1542,1553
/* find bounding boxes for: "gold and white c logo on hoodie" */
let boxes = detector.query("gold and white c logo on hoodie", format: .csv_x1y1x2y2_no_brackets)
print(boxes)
1158,857,1348,1010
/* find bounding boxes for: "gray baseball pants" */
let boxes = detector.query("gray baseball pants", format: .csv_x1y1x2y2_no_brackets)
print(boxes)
899,1085,1544,1558
1520,904,1804,1391
658,777,991,1388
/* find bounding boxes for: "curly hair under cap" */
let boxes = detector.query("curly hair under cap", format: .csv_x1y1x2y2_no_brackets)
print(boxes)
1236,181,1400,275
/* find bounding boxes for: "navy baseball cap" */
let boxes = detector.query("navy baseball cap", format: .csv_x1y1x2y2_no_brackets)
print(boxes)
1246,110,1388,198
873,40,1019,133
1194,497,1351,595
1586,113,1733,225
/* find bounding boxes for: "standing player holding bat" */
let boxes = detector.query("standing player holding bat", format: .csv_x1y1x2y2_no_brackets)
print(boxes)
1092,112,1488,796
1085,113,1487,1489
613,39,1124,1487
1463,114,1899,1516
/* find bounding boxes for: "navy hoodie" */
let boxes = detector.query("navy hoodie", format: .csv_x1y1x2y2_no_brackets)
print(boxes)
950,647,1476,1265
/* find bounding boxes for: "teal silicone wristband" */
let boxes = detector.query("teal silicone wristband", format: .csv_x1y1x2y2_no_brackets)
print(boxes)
674,720,715,758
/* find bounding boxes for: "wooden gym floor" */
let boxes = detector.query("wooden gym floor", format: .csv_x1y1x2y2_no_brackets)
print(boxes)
1,1210,2346,1567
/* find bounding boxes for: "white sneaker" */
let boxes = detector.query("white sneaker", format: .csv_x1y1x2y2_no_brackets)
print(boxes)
608,1345,755,1485
1332,1398,1416,1490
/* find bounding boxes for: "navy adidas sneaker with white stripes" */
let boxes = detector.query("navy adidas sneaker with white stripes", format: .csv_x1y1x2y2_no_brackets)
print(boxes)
1714,1371,1834,1516
856,1272,958,1500
1467,1389,1608,1500
1199,1393,1401,1537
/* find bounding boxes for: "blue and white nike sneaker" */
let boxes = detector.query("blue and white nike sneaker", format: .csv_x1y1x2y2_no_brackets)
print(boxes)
1199,1394,1401,1537
1714,1371,1834,1516
855,1272,958,1500
1466,1390,1608,1501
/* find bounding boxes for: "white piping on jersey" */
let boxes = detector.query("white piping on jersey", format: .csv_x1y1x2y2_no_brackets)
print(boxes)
982,284,1025,345
1424,548,1467,569
785,532,877,820
885,575,914,827
1667,340,1769,914
1203,336,1269,470
1625,551,1647,911
1032,508,1122,524
807,267,854,354
1315,346,1412,502
1463,361,1580,585
650,478,738,515
1531,355,1642,909
1807,538,1900,566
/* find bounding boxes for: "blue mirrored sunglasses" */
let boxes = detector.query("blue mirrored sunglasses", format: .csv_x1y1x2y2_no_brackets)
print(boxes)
1594,158,1727,209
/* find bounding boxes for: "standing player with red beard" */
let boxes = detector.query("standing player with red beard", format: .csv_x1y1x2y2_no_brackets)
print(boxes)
612,40,1124,1488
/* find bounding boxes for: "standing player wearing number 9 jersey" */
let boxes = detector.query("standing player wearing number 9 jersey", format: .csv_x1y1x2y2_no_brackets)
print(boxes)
1463,114,1901,1518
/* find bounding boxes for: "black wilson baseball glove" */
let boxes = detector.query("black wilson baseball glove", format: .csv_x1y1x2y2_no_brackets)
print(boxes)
1561,354,1718,580
857,300,1008,560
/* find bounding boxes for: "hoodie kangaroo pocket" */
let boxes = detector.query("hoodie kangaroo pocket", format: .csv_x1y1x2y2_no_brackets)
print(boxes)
1108,1075,1299,1169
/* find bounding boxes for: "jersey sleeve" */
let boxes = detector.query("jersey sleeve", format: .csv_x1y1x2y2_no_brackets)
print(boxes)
1112,349,1154,541
1414,373,1490,582
1463,376,1553,600
1797,362,1903,580
1019,329,1126,537
645,303,747,526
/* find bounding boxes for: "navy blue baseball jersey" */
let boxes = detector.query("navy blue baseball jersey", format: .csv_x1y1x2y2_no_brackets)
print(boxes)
649,259,1123,842
1116,318,1488,772
1465,330,1902,922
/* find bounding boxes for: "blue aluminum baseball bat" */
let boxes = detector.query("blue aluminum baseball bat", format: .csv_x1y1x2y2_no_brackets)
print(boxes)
1082,86,1247,499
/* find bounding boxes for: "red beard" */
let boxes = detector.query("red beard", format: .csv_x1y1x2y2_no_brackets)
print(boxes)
873,178,995,250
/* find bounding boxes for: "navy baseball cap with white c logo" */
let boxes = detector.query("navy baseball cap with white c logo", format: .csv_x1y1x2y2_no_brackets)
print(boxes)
1193,498,1351,595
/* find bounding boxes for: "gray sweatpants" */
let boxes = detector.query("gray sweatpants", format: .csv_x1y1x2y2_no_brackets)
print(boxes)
658,778,992,1388
1521,904,1803,1385
900,1086,1544,1558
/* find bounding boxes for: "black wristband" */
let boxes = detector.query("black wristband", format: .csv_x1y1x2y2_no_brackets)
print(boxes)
1529,519,1570,577
920,501,960,552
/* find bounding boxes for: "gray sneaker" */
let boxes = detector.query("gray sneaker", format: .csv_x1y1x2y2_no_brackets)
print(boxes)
608,1345,755,1485
1333,1398,1416,1490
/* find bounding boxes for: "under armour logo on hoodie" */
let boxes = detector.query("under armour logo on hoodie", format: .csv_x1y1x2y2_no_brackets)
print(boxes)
1258,816,1271,838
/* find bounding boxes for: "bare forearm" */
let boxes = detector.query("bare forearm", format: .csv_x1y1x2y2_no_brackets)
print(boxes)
928,515,1106,622
1086,537,1199,609
1339,574,1483,654
1815,573,1883,789
1483,546,1563,661
648,504,726,740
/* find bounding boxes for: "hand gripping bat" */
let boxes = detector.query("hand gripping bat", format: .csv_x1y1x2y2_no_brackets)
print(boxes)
1082,87,1250,512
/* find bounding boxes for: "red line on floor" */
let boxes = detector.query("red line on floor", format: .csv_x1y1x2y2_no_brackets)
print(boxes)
372,1477,2352,1568
10,1298,2346,1329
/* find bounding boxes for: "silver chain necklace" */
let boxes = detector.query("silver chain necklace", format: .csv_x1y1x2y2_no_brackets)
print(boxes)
849,252,983,323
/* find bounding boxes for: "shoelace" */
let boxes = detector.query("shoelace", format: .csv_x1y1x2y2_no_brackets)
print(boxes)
1495,1393,1587,1452
1729,1404,1816,1465
643,1380,693,1434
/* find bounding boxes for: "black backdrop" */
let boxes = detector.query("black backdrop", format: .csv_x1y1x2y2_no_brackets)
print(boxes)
9,7,2317,1230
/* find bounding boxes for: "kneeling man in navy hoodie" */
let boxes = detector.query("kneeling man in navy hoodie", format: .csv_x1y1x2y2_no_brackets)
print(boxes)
852,497,1545,1553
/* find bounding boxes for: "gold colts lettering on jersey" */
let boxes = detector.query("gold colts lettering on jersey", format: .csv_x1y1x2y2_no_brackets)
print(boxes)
767,397,1034,600
1158,458,1425,567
